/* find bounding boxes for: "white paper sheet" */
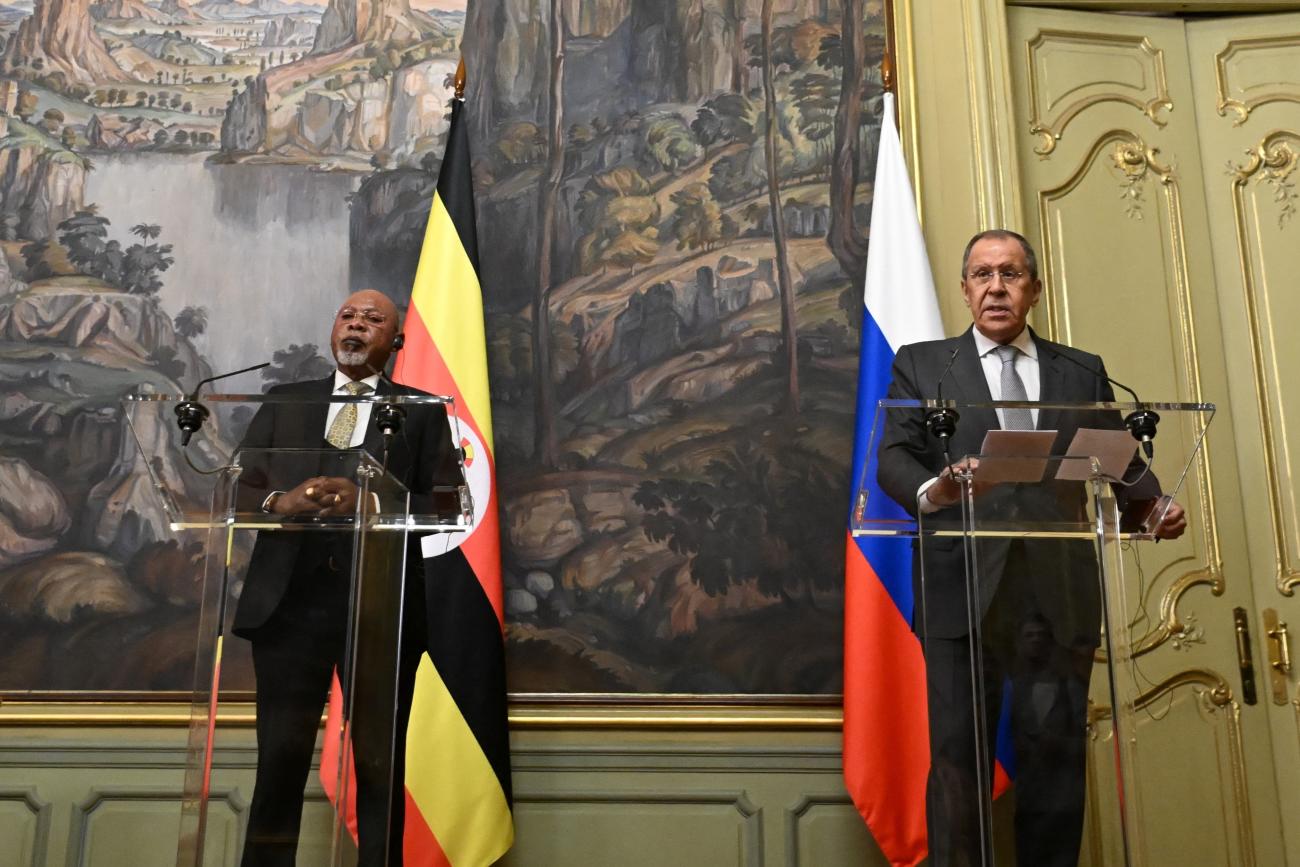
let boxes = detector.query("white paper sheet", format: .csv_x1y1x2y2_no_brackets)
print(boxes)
1055,428,1140,481
971,429,1058,484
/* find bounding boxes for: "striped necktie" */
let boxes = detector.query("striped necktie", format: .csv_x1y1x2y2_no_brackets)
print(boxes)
994,344,1034,430
325,380,372,448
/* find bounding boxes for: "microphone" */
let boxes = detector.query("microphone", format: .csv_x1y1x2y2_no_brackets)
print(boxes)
174,361,270,446
925,346,961,445
363,363,405,441
1050,347,1159,458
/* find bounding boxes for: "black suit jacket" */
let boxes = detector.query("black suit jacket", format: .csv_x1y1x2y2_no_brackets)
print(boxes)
876,326,1161,640
231,375,461,638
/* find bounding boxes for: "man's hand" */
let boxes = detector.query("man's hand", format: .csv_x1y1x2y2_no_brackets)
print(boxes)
311,477,360,516
268,477,359,516
924,458,993,508
1144,496,1187,540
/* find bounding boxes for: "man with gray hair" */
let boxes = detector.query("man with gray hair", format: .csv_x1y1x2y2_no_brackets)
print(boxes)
877,230,1185,865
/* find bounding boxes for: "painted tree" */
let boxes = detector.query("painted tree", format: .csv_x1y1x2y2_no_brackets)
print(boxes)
828,0,868,281
691,106,724,158
791,71,837,169
533,0,566,465
643,113,701,174
577,168,661,274
122,223,173,295
599,228,658,274
173,305,208,338
727,0,746,92
41,107,64,135
759,0,800,414
262,344,333,386
671,183,731,252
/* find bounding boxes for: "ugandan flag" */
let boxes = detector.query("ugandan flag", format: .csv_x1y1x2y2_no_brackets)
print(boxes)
390,95,514,866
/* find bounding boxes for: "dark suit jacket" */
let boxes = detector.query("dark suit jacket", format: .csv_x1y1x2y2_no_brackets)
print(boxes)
876,326,1161,640
231,375,462,638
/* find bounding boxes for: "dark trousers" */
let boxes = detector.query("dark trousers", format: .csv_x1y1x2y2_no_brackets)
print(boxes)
923,542,1092,867
240,546,421,867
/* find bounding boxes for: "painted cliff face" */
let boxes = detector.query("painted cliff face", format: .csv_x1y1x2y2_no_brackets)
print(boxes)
0,0,886,696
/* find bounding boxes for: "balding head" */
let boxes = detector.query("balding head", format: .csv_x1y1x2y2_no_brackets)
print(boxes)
330,289,402,380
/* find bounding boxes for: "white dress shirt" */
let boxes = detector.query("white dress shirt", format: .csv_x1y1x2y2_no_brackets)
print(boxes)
324,371,381,447
971,325,1040,429
918,327,1041,512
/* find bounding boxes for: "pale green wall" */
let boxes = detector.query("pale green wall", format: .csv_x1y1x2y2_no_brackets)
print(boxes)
0,719,887,866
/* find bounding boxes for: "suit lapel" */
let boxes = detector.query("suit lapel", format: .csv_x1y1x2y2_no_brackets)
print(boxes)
1033,328,1066,434
949,327,1000,439
359,379,390,458
300,376,333,446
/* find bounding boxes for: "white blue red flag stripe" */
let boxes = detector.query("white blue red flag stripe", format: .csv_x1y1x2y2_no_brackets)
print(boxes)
842,91,944,867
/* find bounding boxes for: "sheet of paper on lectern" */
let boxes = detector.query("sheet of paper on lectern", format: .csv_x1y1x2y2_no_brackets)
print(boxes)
971,429,1057,484
1055,428,1140,481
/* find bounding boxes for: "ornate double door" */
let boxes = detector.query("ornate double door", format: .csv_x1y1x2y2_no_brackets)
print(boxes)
1003,7,1300,866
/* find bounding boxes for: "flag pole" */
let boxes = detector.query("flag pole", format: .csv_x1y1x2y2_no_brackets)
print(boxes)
882,0,897,126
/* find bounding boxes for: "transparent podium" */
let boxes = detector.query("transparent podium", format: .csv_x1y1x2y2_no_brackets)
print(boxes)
122,391,472,867
852,398,1213,867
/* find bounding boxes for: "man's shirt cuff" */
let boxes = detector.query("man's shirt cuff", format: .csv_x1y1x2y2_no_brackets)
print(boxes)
917,477,942,514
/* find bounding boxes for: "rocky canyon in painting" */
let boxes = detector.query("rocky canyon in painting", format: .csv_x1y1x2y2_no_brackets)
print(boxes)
0,0,886,696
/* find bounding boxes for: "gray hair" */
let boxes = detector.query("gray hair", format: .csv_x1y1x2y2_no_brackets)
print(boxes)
961,229,1039,282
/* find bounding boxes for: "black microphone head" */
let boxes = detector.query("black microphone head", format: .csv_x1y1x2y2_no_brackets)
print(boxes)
174,400,210,447
926,407,959,441
375,403,403,436
1124,408,1159,458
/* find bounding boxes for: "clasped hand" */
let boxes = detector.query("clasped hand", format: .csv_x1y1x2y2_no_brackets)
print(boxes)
924,458,993,509
269,476,360,517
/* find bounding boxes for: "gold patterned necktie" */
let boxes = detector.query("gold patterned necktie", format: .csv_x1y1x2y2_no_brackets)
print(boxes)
325,380,372,449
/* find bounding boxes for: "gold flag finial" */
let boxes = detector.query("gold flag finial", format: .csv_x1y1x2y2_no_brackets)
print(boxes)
881,0,895,95
455,58,466,101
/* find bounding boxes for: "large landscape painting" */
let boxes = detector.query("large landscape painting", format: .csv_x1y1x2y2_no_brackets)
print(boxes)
0,0,886,696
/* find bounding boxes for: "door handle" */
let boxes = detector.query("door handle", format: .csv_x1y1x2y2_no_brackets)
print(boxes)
1234,607,1258,706
1263,608,1292,706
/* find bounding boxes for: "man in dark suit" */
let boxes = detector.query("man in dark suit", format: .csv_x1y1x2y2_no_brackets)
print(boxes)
233,289,461,867
876,230,1186,866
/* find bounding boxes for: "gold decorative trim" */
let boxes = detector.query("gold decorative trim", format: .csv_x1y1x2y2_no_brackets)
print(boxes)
1131,669,1255,867
1294,690,1300,758
896,0,924,225
964,0,991,221
1228,135,1298,229
1039,129,1225,657
1110,138,1174,220
1215,35,1300,126
1025,30,1172,156
0,700,845,730
1133,567,1224,657
1133,667,1231,709
1227,130,1300,597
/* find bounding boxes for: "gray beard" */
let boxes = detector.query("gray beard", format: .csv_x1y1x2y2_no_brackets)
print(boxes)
335,349,368,367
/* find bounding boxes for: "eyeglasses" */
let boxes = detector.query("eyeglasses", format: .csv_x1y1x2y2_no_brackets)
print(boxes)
965,268,1026,285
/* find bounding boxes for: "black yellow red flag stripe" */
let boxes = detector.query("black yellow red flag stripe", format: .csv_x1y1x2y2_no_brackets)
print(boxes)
392,95,514,867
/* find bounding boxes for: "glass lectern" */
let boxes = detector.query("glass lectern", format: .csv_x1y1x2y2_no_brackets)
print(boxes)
122,391,472,867
852,398,1213,867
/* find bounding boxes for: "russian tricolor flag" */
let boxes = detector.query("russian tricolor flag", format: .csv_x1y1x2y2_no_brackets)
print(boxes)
842,91,944,867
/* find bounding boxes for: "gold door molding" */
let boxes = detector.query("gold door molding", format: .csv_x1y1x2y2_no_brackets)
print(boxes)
1131,668,1255,867
1025,30,1173,155
1226,129,1300,597
1082,668,1254,867
1215,34,1300,125
1037,130,1225,663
